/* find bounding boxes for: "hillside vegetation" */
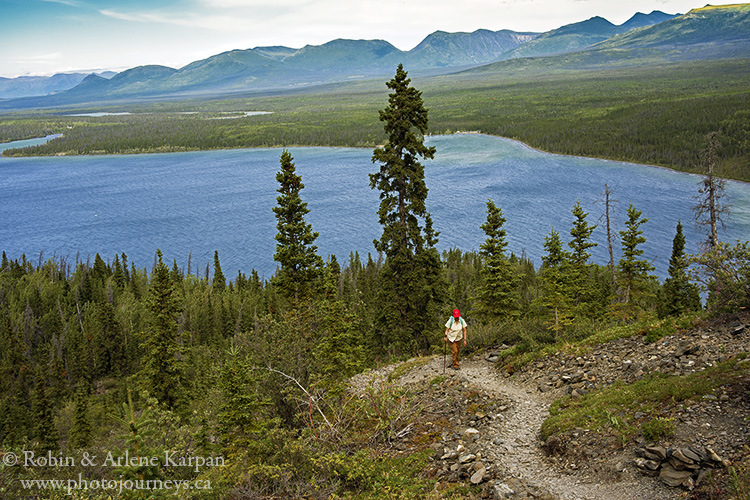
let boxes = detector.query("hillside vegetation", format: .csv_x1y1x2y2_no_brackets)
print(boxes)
1,65,750,500
2,58,749,181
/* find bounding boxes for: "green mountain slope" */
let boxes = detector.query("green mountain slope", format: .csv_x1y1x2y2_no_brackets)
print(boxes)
1,5,748,108
0,72,114,99
459,4,750,75
597,3,750,48
406,29,538,67
504,11,675,59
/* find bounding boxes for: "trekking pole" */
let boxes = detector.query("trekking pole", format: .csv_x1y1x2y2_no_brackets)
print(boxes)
443,337,446,374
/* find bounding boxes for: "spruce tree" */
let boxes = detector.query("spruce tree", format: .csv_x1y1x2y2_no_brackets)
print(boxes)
610,204,656,320
32,374,59,453
170,259,183,284
110,390,165,500
272,150,323,303
69,388,92,449
213,250,226,293
536,228,573,333
112,254,126,288
567,200,598,315
476,199,519,321
94,301,123,378
658,221,701,317
617,204,655,304
369,64,443,352
218,346,268,454
141,249,183,409
313,298,365,382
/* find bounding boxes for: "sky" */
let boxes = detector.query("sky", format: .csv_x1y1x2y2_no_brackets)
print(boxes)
0,0,713,78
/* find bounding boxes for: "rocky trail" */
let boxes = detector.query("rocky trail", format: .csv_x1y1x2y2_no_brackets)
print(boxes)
373,355,673,500
350,312,750,499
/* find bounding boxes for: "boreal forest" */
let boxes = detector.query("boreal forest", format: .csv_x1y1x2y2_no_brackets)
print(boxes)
1,64,749,500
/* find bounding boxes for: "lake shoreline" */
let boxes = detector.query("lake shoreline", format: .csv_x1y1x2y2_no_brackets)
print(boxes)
2,133,748,280
3,131,744,185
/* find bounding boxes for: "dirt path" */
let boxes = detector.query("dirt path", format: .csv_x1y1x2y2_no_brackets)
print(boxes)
370,353,678,500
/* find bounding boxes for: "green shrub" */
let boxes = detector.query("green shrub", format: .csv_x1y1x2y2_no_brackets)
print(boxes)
641,417,676,442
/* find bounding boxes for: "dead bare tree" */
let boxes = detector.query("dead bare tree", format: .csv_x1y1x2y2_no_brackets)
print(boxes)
694,132,730,249
595,183,618,282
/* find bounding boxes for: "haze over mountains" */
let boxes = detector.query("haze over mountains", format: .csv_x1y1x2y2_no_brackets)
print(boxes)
1,4,749,108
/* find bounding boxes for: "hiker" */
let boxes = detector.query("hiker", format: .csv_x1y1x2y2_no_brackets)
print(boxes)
444,308,467,370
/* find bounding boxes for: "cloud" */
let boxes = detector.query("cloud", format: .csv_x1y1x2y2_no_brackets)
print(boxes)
98,8,249,31
19,52,64,62
12,52,65,71
41,0,83,6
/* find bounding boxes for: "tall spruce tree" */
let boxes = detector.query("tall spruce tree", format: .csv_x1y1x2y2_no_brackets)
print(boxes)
476,199,519,321
213,250,226,293
141,249,183,409
567,200,598,315
272,150,323,303
369,64,442,352
536,228,573,333
658,221,701,317
613,204,656,320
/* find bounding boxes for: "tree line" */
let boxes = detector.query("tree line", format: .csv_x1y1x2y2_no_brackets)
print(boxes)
2,59,749,182
0,65,748,499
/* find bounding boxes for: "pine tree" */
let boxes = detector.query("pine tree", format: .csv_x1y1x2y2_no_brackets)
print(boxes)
141,249,183,409
476,199,519,321
658,221,701,317
272,150,323,304
369,64,443,353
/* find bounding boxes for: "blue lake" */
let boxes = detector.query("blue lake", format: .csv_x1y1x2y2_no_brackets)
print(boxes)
1,134,748,280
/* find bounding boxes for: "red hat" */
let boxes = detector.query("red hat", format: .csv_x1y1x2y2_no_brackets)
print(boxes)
452,309,460,318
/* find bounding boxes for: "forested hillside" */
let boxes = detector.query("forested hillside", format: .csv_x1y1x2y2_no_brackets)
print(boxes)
2,58,749,181
1,64,749,500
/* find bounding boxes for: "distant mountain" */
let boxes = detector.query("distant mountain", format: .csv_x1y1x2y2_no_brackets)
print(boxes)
460,4,750,76
54,30,539,100
595,4,750,50
406,29,537,67
619,10,676,31
166,50,284,92
0,71,115,99
504,11,677,59
2,5,748,109
251,46,299,61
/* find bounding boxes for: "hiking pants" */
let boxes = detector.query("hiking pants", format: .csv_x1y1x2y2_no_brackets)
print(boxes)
449,340,461,368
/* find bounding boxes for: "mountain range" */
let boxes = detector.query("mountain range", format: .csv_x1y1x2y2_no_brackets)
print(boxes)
0,71,117,100
1,4,749,108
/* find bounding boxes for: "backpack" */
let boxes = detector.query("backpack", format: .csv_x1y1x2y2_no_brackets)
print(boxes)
449,317,465,328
